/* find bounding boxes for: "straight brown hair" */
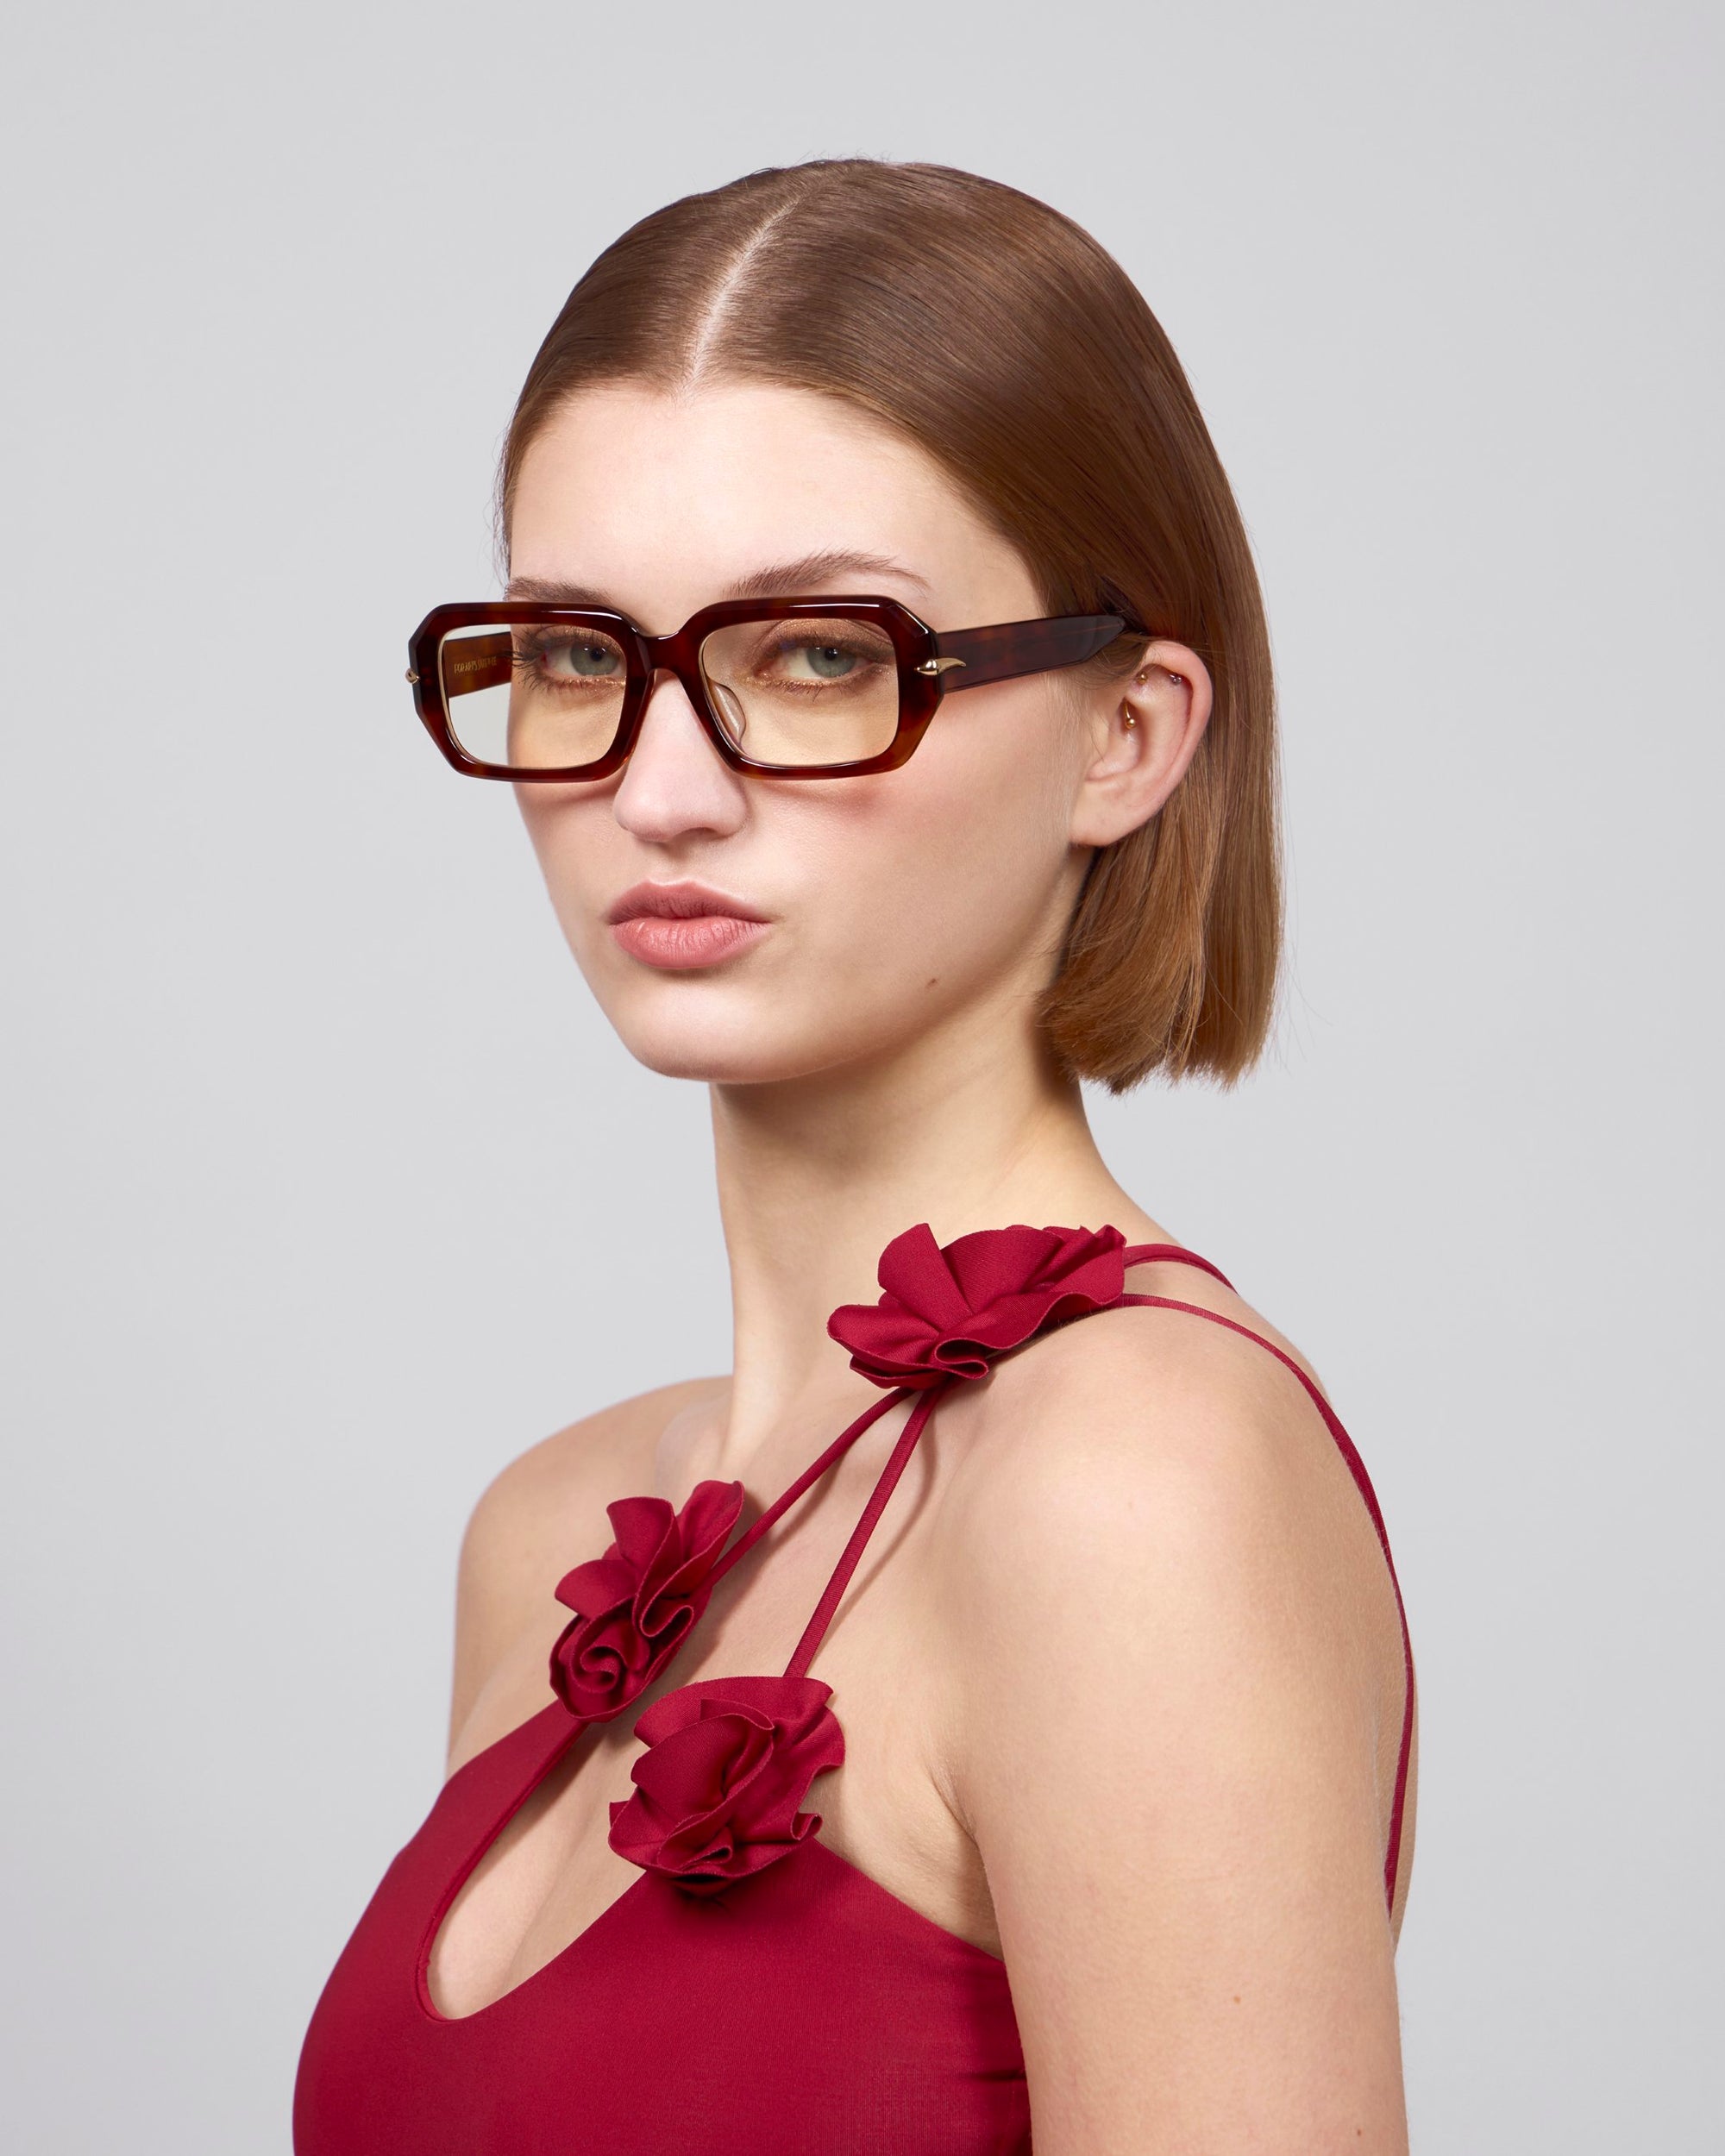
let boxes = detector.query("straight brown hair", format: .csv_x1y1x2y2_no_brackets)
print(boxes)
499,159,1281,1091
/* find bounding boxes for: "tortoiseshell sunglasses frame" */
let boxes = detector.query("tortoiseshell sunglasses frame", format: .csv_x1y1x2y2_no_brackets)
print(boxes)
407,595,1141,780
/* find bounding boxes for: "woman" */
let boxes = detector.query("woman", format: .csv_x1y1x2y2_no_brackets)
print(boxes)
295,158,1414,2153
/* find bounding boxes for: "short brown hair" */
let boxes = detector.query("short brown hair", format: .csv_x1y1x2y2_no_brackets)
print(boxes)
500,159,1280,1090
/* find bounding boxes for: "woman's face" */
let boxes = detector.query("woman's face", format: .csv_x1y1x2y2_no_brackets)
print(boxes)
508,381,1177,1087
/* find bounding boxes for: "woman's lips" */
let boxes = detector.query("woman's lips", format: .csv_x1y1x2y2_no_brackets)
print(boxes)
605,882,770,971
610,912,768,968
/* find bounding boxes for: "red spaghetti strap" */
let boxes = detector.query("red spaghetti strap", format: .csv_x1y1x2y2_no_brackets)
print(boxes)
708,1388,908,1589
783,1387,945,1681
1118,1291,1414,1908
1120,1242,1235,1290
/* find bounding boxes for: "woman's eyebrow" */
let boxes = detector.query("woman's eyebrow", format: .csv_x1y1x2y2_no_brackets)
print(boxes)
724,551,932,600
501,553,931,611
503,574,612,605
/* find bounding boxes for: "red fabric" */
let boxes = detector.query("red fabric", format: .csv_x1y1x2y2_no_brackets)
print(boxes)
294,1702,1026,2156
606,1674,845,1892
294,1228,1411,2154
828,1220,1131,1386
549,1479,743,1720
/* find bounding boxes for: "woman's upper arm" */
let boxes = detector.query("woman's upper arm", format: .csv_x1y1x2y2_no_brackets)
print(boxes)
942,1315,1408,2153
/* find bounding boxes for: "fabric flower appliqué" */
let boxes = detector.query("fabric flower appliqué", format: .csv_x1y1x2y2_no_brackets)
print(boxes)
826,1221,1130,1388
607,1675,844,1896
549,1479,744,1721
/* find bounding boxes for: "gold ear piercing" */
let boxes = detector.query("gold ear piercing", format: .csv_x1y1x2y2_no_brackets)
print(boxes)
1127,661,1183,726
1127,667,1147,730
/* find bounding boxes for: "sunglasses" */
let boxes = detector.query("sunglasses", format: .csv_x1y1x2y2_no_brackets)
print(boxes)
407,594,1140,780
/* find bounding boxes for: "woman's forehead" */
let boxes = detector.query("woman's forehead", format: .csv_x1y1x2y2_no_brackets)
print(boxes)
507,380,1039,632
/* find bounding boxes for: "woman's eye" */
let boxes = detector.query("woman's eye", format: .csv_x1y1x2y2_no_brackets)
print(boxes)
782,640,862,682
562,641,621,679
531,637,622,680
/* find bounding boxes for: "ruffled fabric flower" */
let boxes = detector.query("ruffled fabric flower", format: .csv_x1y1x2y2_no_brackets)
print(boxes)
827,1221,1129,1388
549,1479,744,1720
607,1675,844,1896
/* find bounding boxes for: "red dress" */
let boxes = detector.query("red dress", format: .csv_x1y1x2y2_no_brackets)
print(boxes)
294,1225,1414,2154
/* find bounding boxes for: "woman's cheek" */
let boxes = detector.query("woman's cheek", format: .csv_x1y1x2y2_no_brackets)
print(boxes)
823,758,1064,1012
518,798,630,984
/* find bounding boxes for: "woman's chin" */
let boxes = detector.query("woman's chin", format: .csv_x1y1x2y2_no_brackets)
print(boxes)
614,1025,837,1087
608,1005,850,1087
598,989,901,1089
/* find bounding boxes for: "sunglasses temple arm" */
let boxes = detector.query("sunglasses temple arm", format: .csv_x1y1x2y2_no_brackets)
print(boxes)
932,613,1135,693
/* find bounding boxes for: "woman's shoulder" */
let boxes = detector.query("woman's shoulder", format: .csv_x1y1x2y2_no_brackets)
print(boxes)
462,1373,726,1557
447,1374,726,1765
944,1253,1345,1529
926,1257,1405,1809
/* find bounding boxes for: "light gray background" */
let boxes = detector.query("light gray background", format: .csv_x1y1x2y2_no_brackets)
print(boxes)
2,3,1718,2149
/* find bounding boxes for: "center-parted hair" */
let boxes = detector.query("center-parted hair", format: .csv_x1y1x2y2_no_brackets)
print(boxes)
501,159,1281,1091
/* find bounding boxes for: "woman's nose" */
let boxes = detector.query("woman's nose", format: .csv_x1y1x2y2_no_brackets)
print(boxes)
612,673,750,843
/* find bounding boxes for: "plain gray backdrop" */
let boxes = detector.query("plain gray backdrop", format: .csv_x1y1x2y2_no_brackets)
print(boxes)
3,2,1719,2148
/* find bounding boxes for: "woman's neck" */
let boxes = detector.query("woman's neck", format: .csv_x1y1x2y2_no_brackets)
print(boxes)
707,1000,1159,1461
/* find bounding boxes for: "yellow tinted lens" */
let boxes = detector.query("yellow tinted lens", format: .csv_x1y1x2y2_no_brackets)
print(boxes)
439,622,628,769
699,617,900,766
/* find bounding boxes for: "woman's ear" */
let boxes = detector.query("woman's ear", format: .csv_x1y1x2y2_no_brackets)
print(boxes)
1069,642,1214,849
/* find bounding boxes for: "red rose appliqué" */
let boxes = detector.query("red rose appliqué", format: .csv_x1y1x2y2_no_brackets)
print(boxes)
826,1221,1129,1388
607,1675,844,1896
549,1479,744,1721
